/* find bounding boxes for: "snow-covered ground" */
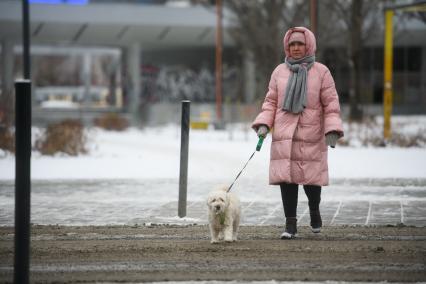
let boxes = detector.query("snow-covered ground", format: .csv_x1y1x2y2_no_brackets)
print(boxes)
1,116,426,181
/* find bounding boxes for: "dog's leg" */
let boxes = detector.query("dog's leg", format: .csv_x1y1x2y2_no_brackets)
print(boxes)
232,215,240,242
210,224,220,244
223,217,234,242
218,231,224,240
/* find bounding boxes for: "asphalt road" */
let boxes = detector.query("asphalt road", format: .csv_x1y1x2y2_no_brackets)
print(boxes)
0,225,425,283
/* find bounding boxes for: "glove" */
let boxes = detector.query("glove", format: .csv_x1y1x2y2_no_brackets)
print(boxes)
257,125,269,138
325,131,340,148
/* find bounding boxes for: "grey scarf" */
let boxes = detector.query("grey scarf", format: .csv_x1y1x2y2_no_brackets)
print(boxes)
282,55,315,113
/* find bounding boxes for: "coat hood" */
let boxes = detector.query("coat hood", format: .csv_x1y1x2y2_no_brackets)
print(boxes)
283,27,316,58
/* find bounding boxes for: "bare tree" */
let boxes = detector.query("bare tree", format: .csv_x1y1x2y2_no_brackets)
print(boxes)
347,0,364,121
225,0,309,102
321,0,389,121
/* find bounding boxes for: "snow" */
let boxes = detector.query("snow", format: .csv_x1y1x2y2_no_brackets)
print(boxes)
39,100,79,108
0,119,426,181
329,148,425,178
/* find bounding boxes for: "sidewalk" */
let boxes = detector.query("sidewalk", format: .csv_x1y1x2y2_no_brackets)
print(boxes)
146,199,426,227
0,178,425,227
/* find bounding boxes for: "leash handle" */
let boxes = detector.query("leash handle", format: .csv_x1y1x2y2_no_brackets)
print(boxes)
256,136,265,151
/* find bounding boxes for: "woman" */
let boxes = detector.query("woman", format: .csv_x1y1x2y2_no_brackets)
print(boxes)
252,26,344,239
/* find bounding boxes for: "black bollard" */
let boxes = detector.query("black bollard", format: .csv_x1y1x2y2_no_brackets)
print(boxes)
22,0,31,80
178,100,190,218
14,80,32,284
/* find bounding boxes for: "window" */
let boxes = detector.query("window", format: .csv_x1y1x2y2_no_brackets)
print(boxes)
407,47,422,72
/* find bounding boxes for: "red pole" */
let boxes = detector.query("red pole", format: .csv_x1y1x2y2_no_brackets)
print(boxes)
215,0,223,122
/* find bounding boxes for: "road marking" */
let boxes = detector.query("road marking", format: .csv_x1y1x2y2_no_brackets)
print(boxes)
365,201,372,225
330,201,342,225
260,204,281,225
298,206,309,223
243,200,255,211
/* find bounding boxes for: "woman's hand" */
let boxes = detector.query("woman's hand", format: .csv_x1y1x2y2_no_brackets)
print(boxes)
257,125,269,138
325,131,340,148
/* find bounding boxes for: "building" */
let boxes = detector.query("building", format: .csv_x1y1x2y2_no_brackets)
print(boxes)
0,0,425,127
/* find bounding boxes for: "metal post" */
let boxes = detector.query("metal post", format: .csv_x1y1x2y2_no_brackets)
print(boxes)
14,80,32,284
215,0,223,124
22,0,30,80
178,100,190,218
128,43,141,124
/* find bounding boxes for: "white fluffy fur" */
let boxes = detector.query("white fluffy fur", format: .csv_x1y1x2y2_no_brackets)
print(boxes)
206,186,241,244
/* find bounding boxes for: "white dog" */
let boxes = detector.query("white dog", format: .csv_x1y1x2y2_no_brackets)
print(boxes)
207,186,241,243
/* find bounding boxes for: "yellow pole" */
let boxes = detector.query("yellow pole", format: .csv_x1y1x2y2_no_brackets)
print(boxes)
383,10,393,140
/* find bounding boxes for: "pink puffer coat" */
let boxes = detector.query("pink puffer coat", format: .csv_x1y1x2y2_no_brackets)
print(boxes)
252,27,344,186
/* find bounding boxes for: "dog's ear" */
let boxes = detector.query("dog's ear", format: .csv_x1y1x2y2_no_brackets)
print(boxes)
207,196,212,206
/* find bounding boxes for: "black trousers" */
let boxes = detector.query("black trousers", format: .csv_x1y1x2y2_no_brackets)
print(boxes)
280,183,321,218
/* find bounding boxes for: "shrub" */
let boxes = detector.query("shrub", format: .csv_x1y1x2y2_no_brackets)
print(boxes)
93,113,129,131
0,127,15,153
389,132,426,147
343,116,426,148
35,120,87,156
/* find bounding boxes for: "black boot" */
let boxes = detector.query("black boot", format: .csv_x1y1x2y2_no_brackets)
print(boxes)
310,210,322,233
280,217,297,239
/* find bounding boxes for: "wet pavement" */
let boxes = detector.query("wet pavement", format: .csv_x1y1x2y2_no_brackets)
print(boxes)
0,178,425,227
2,179,426,283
